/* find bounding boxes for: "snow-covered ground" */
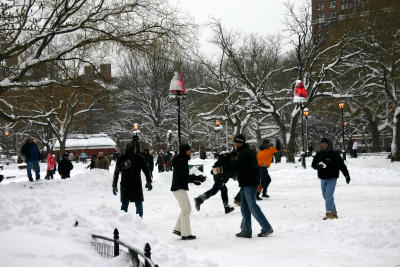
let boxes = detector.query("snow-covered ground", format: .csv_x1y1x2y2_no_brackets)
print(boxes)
1,155,400,267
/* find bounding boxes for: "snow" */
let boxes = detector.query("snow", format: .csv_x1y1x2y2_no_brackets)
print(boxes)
1,155,400,267
53,134,117,150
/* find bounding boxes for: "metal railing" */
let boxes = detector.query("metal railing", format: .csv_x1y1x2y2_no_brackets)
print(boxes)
91,228,159,267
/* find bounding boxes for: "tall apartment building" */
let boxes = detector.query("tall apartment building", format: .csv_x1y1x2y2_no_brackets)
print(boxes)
312,0,368,35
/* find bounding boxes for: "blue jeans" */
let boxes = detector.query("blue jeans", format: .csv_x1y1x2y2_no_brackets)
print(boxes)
198,175,228,207
240,186,273,235
121,200,143,217
27,160,40,180
321,179,337,213
259,166,271,195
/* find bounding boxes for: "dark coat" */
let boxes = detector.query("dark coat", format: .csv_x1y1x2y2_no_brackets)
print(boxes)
143,153,154,173
156,155,163,165
224,143,259,187
21,142,41,162
58,159,73,178
312,149,349,179
171,145,199,191
113,151,152,202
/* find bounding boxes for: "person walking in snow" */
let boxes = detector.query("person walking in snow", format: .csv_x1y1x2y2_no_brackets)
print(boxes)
95,152,111,170
58,153,73,179
194,151,237,214
221,134,274,238
20,138,41,182
155,151,164,173
312,138,351,220
143,149,154,178
45,154,57,180
256,139,278,199
171,144,206,240
112,140,152,217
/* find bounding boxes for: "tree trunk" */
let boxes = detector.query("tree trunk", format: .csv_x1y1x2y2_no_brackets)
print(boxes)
391,107,400,162
364,108,381,152
256,125,262,147
286,112,300,163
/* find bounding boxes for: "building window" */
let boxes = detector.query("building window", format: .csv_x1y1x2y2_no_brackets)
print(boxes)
317,2,325,10
331,11,336,18
318,13,325,20
320,2,325,10
330,0,336,8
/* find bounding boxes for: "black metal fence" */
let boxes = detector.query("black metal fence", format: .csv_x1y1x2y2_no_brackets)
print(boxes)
91,228,159,267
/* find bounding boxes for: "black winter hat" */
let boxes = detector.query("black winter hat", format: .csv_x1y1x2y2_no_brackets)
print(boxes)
179,144,191,156
321,138,329,144
234,134,246,144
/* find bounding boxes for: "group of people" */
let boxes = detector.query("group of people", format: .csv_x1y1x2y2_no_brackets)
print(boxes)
20,139,75,181
110,133,351,241
155,150,173,172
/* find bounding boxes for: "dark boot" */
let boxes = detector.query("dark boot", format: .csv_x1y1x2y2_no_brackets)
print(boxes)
256,195,263,201
182,235,196,240
194,197,204,211
173,230,181,236
236,232,251,238
224,206,234,214
258,229,274,237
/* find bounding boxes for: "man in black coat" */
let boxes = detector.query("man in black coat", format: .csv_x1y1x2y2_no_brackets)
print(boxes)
113,141,152,217
312,138,350,220
171,144,206,240
221,134,273,238
58,153,73,179
143,149,154,178
155,151,164,173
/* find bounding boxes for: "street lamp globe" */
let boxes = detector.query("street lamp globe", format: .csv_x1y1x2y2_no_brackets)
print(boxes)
4,130,9,137
338,102,345,109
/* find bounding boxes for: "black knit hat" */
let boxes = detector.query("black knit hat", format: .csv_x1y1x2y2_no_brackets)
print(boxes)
234,134,246,144
321,138,329,144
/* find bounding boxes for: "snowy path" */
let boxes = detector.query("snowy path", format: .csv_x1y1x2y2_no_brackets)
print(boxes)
0,156,400,267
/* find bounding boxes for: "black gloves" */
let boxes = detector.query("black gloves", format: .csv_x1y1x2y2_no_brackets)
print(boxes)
346,176,351,184
112,187,118,195
145,182,153,191
190,174,206,185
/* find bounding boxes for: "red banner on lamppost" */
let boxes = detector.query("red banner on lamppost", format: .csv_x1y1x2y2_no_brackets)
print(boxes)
294,80,308,103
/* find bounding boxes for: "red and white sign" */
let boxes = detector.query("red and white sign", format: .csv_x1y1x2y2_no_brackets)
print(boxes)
169,71,186,94
294,80,308,103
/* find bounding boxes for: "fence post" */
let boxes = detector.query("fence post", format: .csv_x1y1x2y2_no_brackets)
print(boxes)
144,243,151,267
113,228,119,257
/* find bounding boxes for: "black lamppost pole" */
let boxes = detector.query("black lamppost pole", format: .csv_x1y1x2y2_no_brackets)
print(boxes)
216,120,221,152
303,108,310,157
4,130,9,159
300,104,306,168
338,102,346,160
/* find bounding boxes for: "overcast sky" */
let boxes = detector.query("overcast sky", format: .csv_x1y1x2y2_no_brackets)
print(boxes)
172,0,304,56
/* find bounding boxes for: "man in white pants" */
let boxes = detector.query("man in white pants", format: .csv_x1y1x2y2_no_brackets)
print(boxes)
171,144,206,240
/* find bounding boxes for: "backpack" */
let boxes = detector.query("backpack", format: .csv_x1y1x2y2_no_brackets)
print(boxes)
214,152,237,181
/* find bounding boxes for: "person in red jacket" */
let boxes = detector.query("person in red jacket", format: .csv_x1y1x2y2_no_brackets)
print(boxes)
45,154,57,180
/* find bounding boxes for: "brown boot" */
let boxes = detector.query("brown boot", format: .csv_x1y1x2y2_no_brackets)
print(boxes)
331,212,338,219
323,212,332,220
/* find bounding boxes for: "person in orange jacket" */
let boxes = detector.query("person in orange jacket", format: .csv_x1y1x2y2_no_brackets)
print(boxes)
256,139,278,198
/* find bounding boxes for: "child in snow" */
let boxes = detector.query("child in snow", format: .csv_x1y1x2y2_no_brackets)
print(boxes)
58,153,73,179
171,144,206,240
312,138,351,220
45,154,57,180
256,139,278,199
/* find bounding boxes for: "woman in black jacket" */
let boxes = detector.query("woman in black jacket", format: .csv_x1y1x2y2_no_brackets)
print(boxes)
171,144,206,240
113,141,152,217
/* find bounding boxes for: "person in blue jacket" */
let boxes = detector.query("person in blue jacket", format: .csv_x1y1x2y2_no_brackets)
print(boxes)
21,138,41,182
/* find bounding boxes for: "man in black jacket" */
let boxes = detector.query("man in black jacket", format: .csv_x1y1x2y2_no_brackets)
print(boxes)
312,138,351,220
171,144,206,240
222,135,273,238
113,140,152,217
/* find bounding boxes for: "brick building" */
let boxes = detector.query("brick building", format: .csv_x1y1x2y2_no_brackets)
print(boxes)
312,0,368,35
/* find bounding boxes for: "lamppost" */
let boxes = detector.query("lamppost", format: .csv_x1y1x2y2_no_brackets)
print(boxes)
133,123,140,135
169,72,186,148
303,108,310,157
4,130,9,159
338,102,346,160
215,120,222,152
300,104,306,168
